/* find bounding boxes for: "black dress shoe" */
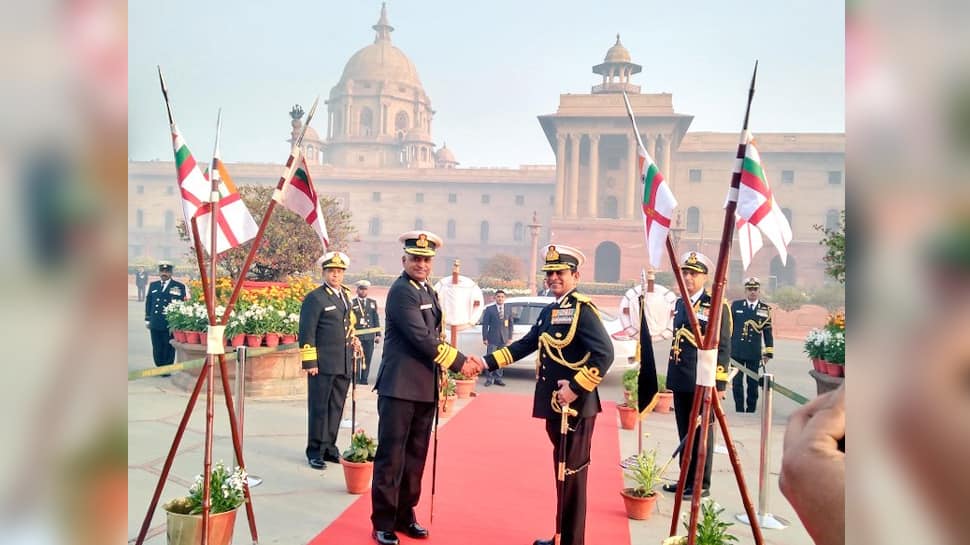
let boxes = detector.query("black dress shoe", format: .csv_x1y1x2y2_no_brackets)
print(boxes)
682,488,710,498
533,538,554,545
322,453,341,464
372,530,400,545
308,458,326,470
395,522,429,539
494,379,506,386
662,483,679,493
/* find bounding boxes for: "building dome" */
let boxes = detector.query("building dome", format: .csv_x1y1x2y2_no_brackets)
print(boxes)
435,144,456,163
303,125,321,142
337,3,423,90
603,34,631,63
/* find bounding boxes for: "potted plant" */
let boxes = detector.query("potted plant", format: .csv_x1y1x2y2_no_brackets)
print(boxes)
803,328,830,372
162,460,247,545
242,304,267,347
662,498,739,545
280,311,299,344
438,375,457,417
340,428,377,494
653,375,674,413
449,369,476,398
620,448,661,520
617,368,639,430
824,330,845,377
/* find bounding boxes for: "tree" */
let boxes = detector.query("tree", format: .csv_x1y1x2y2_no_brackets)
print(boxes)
479,254,524,282
815,210,845,285
178,185,356,281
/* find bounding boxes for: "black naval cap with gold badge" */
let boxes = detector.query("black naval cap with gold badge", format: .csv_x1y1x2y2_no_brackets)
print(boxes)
679,251,713,274
398,230,443,257
541,244,586,271
744,277,761,289
317,251,350,270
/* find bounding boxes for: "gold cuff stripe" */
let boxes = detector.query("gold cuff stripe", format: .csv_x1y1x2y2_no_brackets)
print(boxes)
434,343,459,367
574,367,602,392
493,347,513,367
764,347,774,354
300,345,316,362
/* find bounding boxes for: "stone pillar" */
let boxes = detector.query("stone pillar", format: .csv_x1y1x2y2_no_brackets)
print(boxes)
626,134,637,219
663,133,672,180
345,103,352,136
555,134,566,217
588,134,600,217
568,134,580,218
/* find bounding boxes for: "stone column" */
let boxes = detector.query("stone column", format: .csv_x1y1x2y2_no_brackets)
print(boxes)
568,134,580,218
555,134,566,217
587,134,600,217
626,134,637,219
662,133,672,180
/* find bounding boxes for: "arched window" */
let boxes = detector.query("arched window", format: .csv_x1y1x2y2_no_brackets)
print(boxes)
369,216,381,236
395,111,409,132
360,107,374,136
415,217,424,230
447,219,456,239
782,208,793,228
164,210,175,233
686,207,700,234
825,209,840,231
513,222,524,241
480,221,490,243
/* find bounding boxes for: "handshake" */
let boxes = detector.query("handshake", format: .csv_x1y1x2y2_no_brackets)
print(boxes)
459,355,487,378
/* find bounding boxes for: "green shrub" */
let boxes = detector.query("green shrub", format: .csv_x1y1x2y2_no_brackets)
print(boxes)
809,284,846,312
769,286,808,311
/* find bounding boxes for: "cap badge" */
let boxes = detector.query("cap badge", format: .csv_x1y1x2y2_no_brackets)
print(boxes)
416,234,429,248
546,245,560,261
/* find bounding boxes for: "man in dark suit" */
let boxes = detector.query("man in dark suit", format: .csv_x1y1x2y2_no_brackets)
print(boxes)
370,230,483,545
662,251,731,499
482,244,614,545
481,289,513,386
135,265,149,301
144,261,186,369
299,251,357,471
351,279,382,385
730,277,774,413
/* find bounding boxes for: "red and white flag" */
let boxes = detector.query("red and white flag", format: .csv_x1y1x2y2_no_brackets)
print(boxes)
194,145,259,255
273,154,329,249
170,125,211,228
736,214,764,271
735,133,792,265
637,141,678,269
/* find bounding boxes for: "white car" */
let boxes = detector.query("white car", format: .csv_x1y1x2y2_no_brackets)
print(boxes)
455,296,637,368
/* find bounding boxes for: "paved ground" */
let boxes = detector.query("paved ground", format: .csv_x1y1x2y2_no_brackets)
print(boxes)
128,299,817,545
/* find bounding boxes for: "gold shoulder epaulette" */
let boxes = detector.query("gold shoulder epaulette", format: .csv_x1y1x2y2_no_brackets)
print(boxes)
572,293,591,304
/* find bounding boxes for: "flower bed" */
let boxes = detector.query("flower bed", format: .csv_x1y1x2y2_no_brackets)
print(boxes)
804,310,845,380
164,276,315,347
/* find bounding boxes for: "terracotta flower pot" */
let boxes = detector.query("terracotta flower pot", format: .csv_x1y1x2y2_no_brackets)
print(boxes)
340,459,374,494
184,331,201,345
454,379,475,399
229,334,245,348
617,404,638,430
811,358,824,372
829,363,844,377
653,391,674,413
281,334,297,344
264,332,280,348
173,330,188,343
245,334,263,348
620,488,659,520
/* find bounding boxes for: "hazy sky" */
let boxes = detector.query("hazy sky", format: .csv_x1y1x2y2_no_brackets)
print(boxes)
129,1,844,168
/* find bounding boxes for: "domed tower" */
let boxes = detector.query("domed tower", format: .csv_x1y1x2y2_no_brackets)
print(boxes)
323,3,436,168
435,142,458,168
591,34,642,94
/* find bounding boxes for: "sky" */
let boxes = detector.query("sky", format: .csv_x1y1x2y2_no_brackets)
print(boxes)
128,0,845,168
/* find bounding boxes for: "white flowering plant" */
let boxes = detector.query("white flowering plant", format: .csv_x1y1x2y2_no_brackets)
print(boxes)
802,328,831,359
164,461,248,515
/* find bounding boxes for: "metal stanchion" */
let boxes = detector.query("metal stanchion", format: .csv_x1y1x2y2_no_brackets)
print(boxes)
736,372,788,530
234,346,263,488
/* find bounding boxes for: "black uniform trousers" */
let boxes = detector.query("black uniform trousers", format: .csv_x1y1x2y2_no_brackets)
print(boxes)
306,372,351,461
137,284,147,301
356,336,376,385
543,415,596,545
673,391,714,491
732,358,761,412
371,395,435,532
150,328,176,366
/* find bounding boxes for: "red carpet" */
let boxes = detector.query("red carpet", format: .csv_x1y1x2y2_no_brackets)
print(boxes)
308,393,630,545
